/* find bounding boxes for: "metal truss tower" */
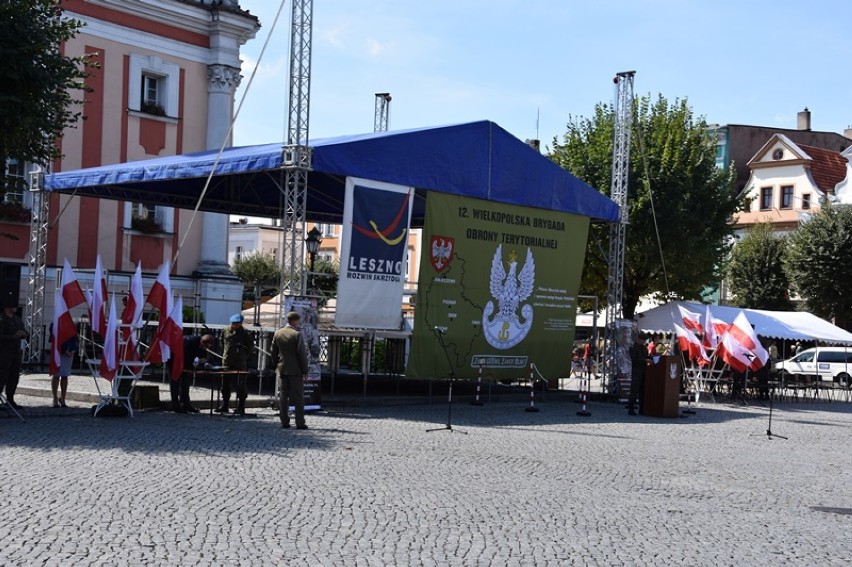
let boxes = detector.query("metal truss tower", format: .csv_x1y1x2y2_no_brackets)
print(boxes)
281,0,314,303
603,71,635,390
374,93,391,132
24,168,49,364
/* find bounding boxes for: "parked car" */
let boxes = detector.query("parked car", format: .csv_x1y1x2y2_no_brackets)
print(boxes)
774,347,852,385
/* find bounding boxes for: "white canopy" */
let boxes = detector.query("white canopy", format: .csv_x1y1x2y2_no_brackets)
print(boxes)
637,301,852,345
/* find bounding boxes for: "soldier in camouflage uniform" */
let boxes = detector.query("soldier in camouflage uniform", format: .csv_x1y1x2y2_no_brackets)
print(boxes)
217,314,254,415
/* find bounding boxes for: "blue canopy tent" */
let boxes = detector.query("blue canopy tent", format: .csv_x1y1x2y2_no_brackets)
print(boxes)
44,120,618,225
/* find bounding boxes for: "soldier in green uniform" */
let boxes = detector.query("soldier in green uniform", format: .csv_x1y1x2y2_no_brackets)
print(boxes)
217,314,254,415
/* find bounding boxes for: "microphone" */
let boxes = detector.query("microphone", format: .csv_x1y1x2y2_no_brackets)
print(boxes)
434,326,445,334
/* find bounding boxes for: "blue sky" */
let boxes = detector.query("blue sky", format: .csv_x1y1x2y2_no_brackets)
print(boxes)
233,1,852,151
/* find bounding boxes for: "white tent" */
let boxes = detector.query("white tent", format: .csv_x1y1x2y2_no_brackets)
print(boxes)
637,301,852,344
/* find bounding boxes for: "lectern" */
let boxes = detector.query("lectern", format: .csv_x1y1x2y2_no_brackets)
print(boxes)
643,355,681,418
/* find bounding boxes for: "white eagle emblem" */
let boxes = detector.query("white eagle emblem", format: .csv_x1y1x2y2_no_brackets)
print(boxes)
482,244,535,349
430,236,454,272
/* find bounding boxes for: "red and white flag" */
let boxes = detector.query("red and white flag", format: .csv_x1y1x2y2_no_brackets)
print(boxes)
88,255,107,337
122,262,144,328
678,304,703,333
121,262,144,361
60,258,87,306
99,295,119,381
702,304,729,350
163,294,184,381
674,322,710,366
146,261,170,314
716,312,769,373
50,259,88,375
144,262,171,364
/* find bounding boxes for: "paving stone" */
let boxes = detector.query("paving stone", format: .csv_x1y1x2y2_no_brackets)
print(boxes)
2,376,851,565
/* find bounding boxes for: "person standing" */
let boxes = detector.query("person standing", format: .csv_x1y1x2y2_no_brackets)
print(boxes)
582,340,592,378
51,334,78,408
0,301,28,409
218,314,253,415
170,334,214,413
627,332,649,416
270,311,309,430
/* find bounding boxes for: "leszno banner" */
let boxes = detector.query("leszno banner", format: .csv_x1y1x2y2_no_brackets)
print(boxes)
407,192,589,381
336,177,414,329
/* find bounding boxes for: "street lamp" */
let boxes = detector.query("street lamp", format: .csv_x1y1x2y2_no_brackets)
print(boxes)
305,226,323,294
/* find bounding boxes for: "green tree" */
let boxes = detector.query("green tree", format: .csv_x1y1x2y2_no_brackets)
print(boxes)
725,222,792,310
550,94,743,318
0,1,93,196
784,205,852,328
231,252,281,324
305,257,339,306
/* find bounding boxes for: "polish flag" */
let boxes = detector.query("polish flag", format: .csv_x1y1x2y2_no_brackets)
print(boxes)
60,258,87,307
88,255,107,337
144,262,171,364
99,295,119,381
678,304,703,333
716,312,769,373
122,262,144,327
163,294,184,381
145,261,171,314
674,322,710,366
121,262,144,361
50,259,88,375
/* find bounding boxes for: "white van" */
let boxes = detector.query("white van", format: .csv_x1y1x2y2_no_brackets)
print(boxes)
774,347,852,385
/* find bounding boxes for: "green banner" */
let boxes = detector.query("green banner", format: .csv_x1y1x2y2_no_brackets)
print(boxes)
407,192,589,381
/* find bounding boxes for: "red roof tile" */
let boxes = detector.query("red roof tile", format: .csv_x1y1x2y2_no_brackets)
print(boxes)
799,144,848,192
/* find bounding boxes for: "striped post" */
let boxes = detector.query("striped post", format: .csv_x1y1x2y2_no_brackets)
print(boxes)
577,358,591,417
471,361,484,406
525,362,540,412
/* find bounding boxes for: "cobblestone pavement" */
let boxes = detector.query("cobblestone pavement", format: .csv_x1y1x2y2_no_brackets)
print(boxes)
1,389,851,566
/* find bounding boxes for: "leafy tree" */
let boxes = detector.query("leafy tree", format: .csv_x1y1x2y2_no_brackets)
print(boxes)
725,222,792,310
231,252,280,324
306,257,339,306
0,1,93,196
784,205,852,328
550,94,743,318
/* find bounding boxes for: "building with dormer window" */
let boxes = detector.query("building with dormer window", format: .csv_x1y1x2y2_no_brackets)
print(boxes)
734,133,851,235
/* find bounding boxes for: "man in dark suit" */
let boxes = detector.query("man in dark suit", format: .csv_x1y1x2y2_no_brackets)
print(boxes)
269,311,309,430
170,334,214,413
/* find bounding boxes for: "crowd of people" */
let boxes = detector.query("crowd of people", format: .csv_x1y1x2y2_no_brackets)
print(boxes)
0,303,312,430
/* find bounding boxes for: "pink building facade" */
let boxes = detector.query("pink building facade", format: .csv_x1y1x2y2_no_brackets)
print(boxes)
0,0,260,325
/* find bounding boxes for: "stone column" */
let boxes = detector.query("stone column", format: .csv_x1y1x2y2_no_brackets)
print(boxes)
197,64,241,276
197,63,243,324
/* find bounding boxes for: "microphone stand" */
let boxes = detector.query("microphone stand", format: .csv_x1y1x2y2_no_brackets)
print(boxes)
765,380,787,440
427,327,467,434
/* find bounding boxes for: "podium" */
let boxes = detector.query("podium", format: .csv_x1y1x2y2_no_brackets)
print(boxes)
643,355,681,418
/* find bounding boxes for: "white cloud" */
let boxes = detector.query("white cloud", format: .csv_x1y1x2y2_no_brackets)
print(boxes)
322,24,349,49
365,38,388,57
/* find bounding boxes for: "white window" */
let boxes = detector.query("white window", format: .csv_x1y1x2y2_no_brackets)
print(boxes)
235,245,244,261
317,223,338,237
129,54,179,117
405,248,413,282
270,247,278,262
141,74,165,115
124,202,174,233
3,159,28,204
317,250,335,263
